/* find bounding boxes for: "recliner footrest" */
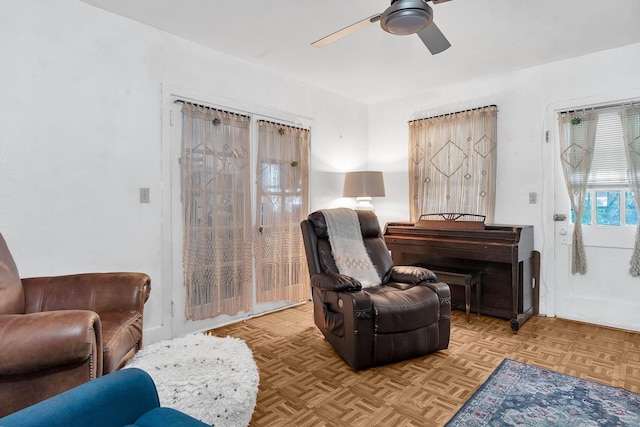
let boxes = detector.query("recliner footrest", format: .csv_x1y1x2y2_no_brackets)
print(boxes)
367,285,440,333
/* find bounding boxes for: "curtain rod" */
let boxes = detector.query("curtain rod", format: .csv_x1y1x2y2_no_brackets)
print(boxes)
258,119,309,132
174,99,214,109
174,98,225,111
409,104,498,124
559,100,640,115
174,98,309,130
173,99,250,117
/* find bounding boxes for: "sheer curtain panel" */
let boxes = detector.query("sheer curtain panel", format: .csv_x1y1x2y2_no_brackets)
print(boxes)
180,103,252,320
620,104,640,276
408,106,498,223
255,121,310,303
558,110,598,275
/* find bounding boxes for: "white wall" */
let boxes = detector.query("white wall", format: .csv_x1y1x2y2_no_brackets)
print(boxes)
0,0,368,341
4,0,640,337
369,42,640,330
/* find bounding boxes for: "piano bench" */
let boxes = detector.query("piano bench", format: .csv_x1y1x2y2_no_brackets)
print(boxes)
431,269,482,323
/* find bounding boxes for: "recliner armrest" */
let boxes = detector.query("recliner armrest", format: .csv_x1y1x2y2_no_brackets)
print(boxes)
0,311,102,376
310,273,362,292
423,280,452,308
390,266,437,284
22,272,151,314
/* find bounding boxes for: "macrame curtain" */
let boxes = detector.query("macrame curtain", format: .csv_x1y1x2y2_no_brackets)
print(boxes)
255,121,310,303
408,106,498,223
620,104,640,276
180,103,252,320
557,110,598,275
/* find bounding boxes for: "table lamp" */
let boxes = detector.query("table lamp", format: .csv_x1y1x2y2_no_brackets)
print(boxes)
343,171,386,211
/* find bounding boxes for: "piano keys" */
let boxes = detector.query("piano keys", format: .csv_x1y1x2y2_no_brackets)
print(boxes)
383,222,539,333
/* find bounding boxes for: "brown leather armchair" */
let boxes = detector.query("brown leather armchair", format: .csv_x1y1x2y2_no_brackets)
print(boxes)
300,209,450,370
0,233,151,416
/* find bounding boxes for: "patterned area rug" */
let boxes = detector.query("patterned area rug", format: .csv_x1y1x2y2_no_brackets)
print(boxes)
125,334,259,427
446,358,640,426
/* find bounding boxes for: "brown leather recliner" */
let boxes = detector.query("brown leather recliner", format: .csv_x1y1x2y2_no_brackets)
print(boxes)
300,209,451,370
0,233,151,416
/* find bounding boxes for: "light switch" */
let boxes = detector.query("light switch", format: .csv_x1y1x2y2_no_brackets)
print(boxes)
140,188,150,203
528,192,537,204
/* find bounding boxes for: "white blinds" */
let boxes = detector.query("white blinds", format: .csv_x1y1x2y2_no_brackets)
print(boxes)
589,108,628,188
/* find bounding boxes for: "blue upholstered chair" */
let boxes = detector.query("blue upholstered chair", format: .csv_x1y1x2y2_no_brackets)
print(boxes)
0,368,208,427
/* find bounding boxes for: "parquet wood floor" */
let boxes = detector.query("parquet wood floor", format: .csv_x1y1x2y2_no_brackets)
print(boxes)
208,302,640,427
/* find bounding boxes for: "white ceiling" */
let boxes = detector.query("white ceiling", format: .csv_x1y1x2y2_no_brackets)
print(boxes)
79,0,640,105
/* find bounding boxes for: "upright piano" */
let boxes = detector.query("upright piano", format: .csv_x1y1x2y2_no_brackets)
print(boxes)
383,222,538,332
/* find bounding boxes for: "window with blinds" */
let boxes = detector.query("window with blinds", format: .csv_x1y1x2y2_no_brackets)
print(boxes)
589,108,628,188
570,105,638,226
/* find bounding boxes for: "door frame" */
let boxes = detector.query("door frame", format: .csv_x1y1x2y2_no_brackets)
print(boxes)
542,88,640,328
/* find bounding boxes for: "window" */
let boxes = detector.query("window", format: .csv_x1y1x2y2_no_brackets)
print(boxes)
570,108,638,226
572,191,639,226
408,105,498,222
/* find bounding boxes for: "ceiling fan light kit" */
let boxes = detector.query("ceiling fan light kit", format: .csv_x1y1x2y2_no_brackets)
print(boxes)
380,1,433,35
312,0,451,55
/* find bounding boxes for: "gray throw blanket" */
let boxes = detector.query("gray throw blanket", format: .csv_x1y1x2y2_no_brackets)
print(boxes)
321,208,381,288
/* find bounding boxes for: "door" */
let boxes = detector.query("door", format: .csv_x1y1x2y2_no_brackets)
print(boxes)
168,98,310,338
550,102,640,330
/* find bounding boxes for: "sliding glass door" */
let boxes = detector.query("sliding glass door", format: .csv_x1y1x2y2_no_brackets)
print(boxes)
169,100,310,337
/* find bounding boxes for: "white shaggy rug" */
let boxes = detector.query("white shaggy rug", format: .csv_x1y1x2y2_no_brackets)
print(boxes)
125,333,259,427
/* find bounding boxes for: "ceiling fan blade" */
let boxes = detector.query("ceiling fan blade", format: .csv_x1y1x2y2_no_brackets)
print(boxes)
417,22,451,54
312,14,381,47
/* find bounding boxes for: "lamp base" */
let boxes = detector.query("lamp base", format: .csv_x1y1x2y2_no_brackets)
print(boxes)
354,197,375,212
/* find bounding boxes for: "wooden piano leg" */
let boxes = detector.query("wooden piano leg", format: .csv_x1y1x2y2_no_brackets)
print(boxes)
532,250,541,316
465,284,471,323
476,279,481,319
511,310,534,334
511,319,520,334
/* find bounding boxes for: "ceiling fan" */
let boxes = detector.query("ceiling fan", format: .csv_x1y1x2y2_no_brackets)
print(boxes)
312,0,452,55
